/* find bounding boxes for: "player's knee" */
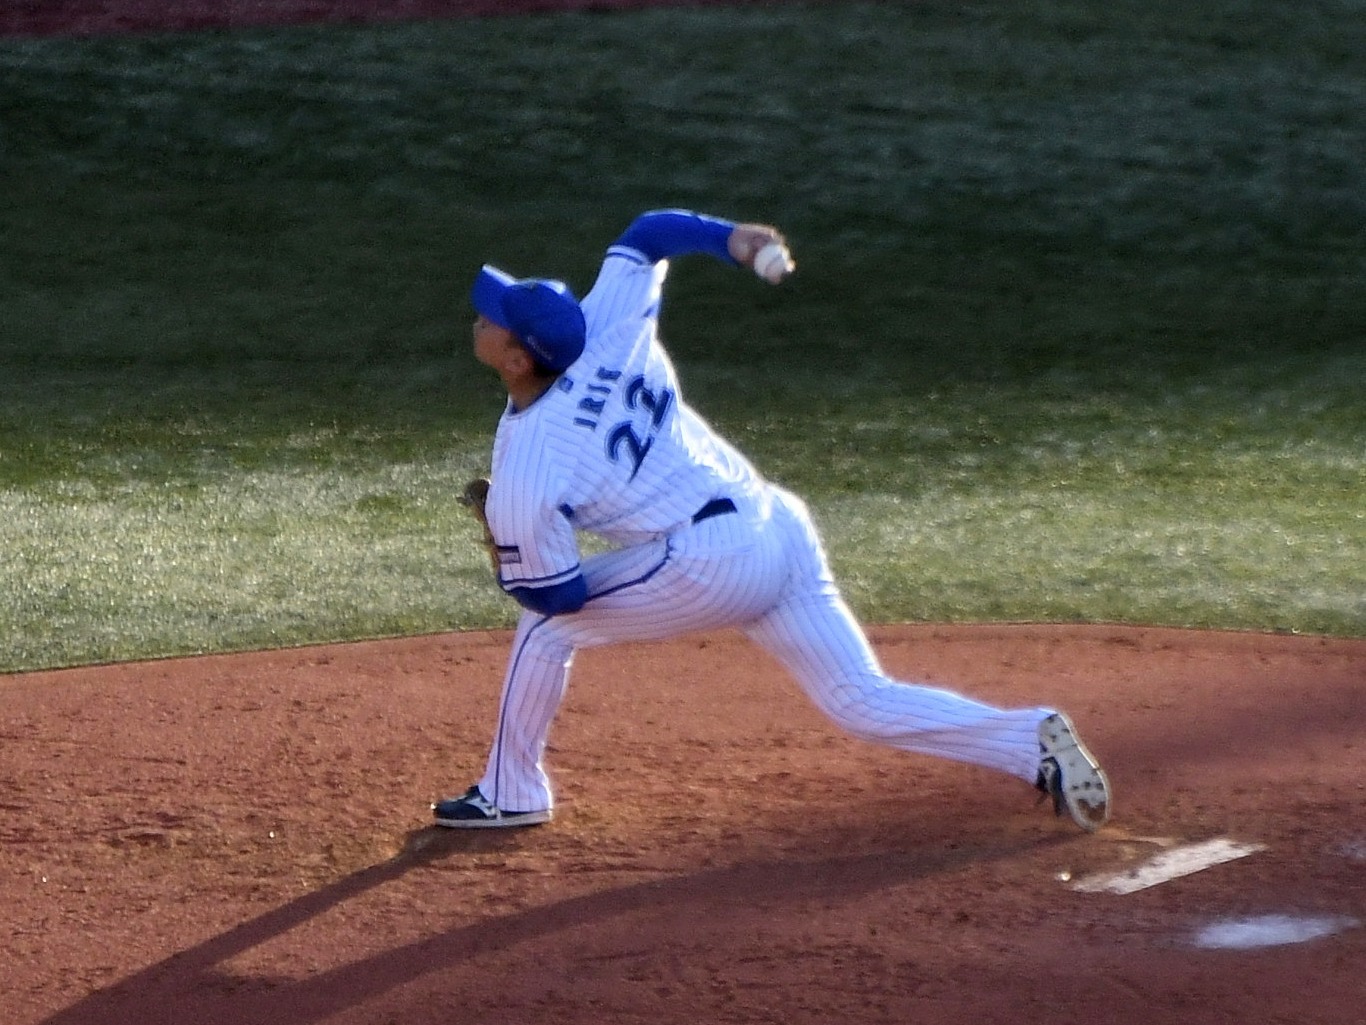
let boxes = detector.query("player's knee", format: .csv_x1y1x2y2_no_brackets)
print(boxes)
809,678,899,739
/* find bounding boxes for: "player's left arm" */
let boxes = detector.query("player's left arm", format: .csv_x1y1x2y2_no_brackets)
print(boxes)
505,575,587,616
482,480,588,617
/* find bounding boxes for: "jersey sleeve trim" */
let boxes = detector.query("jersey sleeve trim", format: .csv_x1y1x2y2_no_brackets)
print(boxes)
604,245,653,267
498,562,583,590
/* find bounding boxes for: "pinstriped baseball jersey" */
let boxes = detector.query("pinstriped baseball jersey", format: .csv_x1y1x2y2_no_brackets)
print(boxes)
487,246,761,589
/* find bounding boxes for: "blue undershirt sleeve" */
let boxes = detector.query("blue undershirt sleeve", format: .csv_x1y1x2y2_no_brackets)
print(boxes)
613,209,738,265
506,574,589,616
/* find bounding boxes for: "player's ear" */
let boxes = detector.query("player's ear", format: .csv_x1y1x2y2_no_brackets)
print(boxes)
503,340,536,377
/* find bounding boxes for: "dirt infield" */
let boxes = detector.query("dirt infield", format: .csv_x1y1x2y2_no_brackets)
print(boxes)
3,624,1363,1024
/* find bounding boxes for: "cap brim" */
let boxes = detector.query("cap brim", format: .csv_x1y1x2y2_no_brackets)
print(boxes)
471,264,518,330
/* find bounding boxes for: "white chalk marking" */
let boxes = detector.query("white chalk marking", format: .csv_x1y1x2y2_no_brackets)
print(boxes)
1334,837,1366,862
1193,914,1360,950
1071,838,1266,894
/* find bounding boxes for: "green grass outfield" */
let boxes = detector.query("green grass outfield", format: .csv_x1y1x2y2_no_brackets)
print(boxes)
2,0,1363,672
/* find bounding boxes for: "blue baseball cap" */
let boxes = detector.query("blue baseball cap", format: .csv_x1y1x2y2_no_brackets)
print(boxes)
471,265,586,373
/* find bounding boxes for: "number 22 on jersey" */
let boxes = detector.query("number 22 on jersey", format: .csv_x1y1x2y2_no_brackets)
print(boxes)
573,367,674,480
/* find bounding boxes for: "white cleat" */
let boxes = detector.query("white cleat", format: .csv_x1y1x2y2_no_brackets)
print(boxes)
1036,712,1111,831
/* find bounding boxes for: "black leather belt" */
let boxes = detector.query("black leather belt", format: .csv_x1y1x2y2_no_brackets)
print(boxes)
692,497,737,524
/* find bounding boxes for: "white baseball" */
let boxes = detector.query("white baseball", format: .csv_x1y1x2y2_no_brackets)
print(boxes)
753,241,794,284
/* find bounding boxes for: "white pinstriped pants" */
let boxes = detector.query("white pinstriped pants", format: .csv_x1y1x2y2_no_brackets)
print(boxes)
478,487,1052,814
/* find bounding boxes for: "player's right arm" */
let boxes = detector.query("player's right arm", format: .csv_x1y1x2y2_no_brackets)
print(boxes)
582,209,773,342
611,209,737,265
616,209,788,269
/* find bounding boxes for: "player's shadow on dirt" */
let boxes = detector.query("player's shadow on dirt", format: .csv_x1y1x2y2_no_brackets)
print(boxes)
37,823,1067,1025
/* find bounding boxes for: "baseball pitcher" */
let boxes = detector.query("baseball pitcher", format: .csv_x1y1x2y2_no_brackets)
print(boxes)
435,209,1110,833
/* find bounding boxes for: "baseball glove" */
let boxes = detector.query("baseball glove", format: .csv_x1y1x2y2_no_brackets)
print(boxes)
458,477,499,573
